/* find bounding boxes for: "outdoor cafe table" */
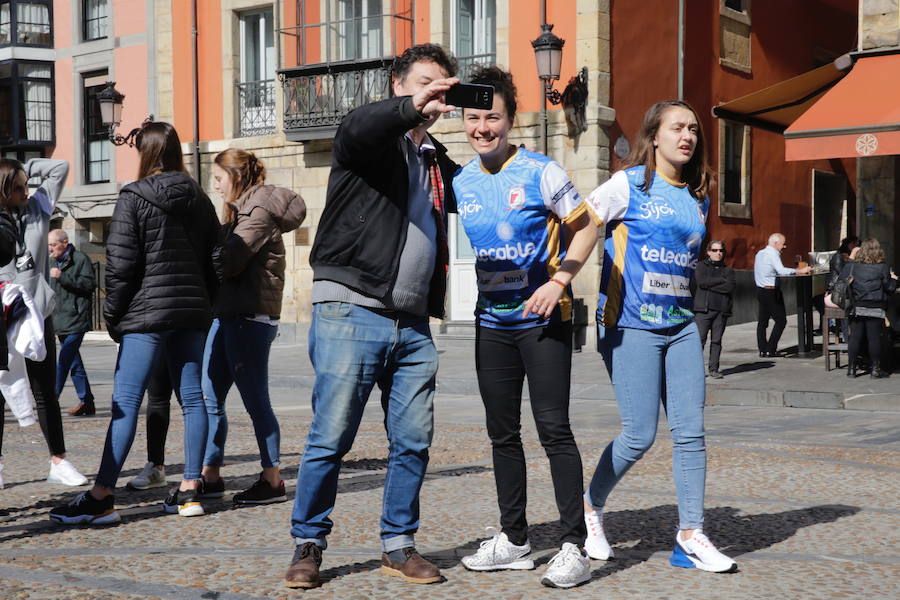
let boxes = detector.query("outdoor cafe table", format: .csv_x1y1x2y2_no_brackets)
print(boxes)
776,271,828,357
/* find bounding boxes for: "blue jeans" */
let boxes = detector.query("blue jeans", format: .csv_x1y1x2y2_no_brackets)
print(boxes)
56,333,94,404
291,302,437,552
587,323,707,530
95,329,208,489
202,317,280,469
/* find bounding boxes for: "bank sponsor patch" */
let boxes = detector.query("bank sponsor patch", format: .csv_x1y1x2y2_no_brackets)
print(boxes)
476,268,529,291
641,272,692,297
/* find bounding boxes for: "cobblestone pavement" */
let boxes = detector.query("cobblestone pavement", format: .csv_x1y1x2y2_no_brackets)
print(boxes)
1,345,899,599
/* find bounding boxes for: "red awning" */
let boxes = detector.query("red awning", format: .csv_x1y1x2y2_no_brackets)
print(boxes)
784,52,900,161
712,57,851,134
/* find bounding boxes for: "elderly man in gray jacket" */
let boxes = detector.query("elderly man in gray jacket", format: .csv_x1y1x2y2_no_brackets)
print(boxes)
48,229,96,416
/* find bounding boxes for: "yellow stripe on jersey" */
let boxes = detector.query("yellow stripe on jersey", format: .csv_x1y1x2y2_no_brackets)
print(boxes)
545,214,572,322
561,200,593,225
601,222,629,328
575,198,605,227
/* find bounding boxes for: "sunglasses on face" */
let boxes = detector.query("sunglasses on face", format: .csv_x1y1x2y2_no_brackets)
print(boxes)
709,248,724,253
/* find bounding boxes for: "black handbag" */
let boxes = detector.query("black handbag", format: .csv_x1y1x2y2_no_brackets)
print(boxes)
831,263,855,312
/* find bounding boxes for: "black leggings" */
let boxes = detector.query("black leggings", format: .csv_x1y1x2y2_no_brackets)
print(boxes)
0,319,66,456
146,355,174,466
848,316,883,369
475,321,586,547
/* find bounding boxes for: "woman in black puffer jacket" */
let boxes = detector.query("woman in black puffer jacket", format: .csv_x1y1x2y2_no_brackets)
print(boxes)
838,238,898,379
51,122,221,525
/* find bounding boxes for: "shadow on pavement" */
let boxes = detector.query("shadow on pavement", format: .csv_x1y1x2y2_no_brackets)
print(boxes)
584,503,859,579
720,361,775,375
0,459,491,542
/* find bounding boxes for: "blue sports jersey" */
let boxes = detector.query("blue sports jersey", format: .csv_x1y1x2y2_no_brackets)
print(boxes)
585,166,708,330
453,148,589,329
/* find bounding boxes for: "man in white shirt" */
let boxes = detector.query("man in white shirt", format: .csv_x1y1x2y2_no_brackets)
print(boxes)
753,233,812,357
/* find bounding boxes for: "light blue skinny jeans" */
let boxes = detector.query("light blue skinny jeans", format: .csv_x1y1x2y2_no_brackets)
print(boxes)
587,322,707,530
202,317,280,469
95,329,207,488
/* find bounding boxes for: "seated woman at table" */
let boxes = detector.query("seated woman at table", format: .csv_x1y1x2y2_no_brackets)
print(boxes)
838,238,897,378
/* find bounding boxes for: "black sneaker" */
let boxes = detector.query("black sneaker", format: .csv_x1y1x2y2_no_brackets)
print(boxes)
233,476,287,505
199,476,225,499
50,491,120,525
163,487,205,517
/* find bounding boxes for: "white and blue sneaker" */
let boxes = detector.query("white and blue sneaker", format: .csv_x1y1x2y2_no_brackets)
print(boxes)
670,530,737,573
461,528,535,571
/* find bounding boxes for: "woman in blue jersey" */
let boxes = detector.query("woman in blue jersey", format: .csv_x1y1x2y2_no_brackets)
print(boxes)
581,101,737,573
453,66,599,589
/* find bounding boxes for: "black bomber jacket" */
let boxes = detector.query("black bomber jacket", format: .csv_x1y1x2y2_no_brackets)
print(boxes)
309,95,458,319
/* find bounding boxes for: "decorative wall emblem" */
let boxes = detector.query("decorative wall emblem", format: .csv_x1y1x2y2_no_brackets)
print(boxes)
855,133,878,156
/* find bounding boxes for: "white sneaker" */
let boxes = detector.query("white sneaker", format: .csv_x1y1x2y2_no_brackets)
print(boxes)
127,462,167,490
461,528,535,571
47,459,89,486
671,530,737,573
541,542,591,588
584,510,613,560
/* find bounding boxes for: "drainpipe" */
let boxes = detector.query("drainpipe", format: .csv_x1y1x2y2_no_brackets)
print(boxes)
677,0,685,100
540,0,549,155
191,0,201,183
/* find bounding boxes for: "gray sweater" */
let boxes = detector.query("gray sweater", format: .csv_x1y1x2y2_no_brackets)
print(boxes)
0,158,69,317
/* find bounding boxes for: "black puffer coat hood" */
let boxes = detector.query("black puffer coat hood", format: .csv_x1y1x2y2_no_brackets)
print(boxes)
104,171,221,338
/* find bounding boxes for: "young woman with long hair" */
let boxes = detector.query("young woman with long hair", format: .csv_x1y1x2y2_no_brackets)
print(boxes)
453,66,598,589
582,101,737,573
839,237,897,378
50,122,221,524
0,157,89,488
199,148,305,504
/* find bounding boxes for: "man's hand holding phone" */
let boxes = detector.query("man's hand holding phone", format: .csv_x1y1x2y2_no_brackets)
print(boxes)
412,77,460,118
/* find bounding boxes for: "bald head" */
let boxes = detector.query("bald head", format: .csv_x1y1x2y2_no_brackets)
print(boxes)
48,229,69,259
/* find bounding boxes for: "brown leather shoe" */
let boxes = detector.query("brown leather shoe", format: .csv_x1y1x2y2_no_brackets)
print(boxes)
284,542,322,589
68,403,96,417
380,547,442,584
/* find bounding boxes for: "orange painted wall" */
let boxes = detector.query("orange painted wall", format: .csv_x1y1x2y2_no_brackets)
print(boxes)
508,0,576,115
612,0,857,269
114,0,145,37
53,0,72,47
51,1,148,186
52,57,75,175
114,44,149,181
610,0,679,174
171,0,223,142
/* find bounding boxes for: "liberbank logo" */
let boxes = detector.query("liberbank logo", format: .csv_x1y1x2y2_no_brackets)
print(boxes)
477,268,529,291
641,272,692,297
473,242,537,262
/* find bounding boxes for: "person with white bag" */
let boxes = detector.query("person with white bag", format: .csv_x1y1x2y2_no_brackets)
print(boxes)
0,158,88,488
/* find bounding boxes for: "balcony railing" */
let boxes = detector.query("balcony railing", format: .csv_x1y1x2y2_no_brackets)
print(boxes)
237,79,276,137
278,58,392,141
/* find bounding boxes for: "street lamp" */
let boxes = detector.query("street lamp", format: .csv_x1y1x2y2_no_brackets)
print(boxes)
97,81,153,146
531,23,565,105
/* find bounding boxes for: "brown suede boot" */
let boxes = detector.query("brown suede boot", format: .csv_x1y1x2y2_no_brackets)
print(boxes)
380,547,442,584
284,542,323,589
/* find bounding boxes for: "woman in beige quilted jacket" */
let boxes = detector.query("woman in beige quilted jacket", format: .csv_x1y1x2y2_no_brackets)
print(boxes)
200,148,306,505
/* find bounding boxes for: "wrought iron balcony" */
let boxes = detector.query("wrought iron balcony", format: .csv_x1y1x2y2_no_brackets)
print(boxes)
237,79,276,137
278,58,393,141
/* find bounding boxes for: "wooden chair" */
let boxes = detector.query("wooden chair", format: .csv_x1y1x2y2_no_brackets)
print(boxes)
823,305,848,371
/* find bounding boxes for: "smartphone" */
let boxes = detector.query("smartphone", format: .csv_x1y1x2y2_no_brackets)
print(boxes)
446,83,494,110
